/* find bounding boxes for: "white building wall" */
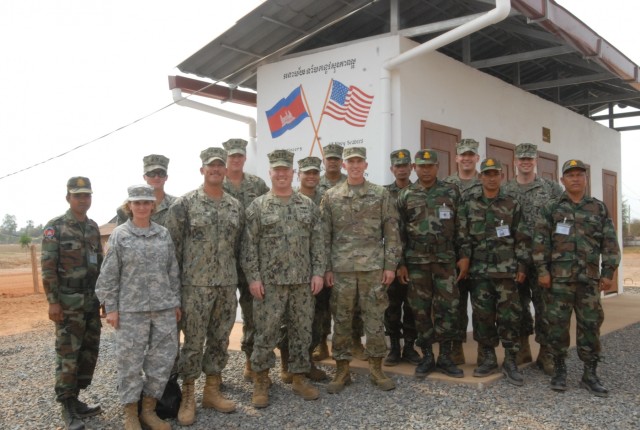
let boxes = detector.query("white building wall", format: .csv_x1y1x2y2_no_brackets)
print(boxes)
257,34,623,291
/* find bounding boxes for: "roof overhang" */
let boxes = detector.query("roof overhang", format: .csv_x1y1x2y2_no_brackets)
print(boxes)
171,0,640,131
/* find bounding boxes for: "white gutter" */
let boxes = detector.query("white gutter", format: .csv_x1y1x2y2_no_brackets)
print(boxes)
171,88,258,162
380,0,511,156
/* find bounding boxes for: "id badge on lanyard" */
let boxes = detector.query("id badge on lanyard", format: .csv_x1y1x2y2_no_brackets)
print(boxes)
555,217,571,235
496,220,510,237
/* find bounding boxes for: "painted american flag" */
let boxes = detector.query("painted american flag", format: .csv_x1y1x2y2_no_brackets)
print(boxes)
323,79,374,127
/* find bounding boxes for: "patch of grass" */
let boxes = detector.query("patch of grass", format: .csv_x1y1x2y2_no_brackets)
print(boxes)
0,244,41,270
623,246,640,254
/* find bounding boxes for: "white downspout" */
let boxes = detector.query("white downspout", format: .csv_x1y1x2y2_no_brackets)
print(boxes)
381,0,511,155
171,88,258,165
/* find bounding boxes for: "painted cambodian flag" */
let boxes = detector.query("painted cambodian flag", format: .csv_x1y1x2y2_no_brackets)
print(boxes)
265,86,309,138
323,80,373,127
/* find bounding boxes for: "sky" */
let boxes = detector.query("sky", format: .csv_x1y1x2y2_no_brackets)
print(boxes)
1,0,639,229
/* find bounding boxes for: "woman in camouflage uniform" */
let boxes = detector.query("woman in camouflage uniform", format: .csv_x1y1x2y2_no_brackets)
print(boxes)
96,184,181,430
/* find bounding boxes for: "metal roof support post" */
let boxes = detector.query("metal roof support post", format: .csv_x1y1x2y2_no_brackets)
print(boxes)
381,0,511,152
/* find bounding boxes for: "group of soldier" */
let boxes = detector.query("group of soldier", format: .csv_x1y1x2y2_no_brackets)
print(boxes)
41,137,620,430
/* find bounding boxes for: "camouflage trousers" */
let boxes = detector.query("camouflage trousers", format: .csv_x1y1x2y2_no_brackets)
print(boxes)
330,271,388,361
455,278,472,342
316,286,365,340
544,281,603,362
179,285,237,381
384,278,417,340
406,262,460,347
470,278,522,350
517,264,548,344
252,283,314,373
237,269,255,356
116,309,178,404
55,305,101,401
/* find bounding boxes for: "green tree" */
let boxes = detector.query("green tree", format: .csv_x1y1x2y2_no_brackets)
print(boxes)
19,233,32,250
622,199,630,237
1,214,17,235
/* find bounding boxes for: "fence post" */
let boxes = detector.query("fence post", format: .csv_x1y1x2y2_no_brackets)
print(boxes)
30,244,40,293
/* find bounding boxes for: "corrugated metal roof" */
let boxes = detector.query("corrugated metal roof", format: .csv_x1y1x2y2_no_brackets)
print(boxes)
173,0,640,130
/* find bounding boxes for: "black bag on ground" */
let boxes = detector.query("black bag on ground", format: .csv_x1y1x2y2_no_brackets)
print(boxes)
137,373,182,419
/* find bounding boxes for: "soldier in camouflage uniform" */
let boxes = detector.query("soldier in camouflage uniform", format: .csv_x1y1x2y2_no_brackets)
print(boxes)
321,146,402,394
115,154,177,226
287,156,329,383
383,149,420,367
502,143,563,372
458,159,530,386
165,147,244,426
222,138,270,380
314,143,367,361
242,150,325,408
397,149,468,379
534,159,620,397
443,138,483,365
41,177,103,430
96,184,180,430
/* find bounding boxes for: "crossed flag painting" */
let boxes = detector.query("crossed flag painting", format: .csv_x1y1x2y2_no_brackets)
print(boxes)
265,79,374,153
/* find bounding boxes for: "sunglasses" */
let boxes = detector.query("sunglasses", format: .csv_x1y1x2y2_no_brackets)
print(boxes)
145,170,167,178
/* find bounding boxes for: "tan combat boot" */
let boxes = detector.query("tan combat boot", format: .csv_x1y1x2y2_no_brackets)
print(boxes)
327,359,352,394
352,336,369,361
243,352,255,382
139,396,170,430
451,341,466,365
177,379,196,426
280,348,293,384
369,357,396,391
516,335,533,365
312,335,330,361
306,352,328,381
252,369,270,408
202,373,236,413
123,403,141,430
536,345,555,376
292,374,320,400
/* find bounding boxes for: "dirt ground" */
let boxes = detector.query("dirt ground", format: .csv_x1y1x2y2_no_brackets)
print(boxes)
1,247,640,337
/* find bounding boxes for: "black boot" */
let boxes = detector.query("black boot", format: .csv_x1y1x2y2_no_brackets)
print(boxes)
436,341,463,378
71,391,102,418
402,339,421,365
502,349,524,386
580,360,608,397
473,345,498,377
61,398,85,430
415,346,435,377
550,356,567,392
384,337,402,366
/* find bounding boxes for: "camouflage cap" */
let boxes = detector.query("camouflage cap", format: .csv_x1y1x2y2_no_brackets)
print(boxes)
323,143,344,159
143,154,169,174
456,138,479,155
127,184,155,202
343,146,366,160
515,143,537,159
390,149,411,165
414,149,438,165
268,149,295,168
562,159,587,174
297,156,322,172
480,158,502,172
222,138,248,156
67,176,92,194
200,147,227,165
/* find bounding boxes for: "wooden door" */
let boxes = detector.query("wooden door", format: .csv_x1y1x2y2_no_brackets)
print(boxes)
537,150,559,182
420,121,460,179
486,138,515,181
602,169,619,294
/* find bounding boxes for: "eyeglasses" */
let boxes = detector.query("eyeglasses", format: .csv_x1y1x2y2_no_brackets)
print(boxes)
145,170,167,178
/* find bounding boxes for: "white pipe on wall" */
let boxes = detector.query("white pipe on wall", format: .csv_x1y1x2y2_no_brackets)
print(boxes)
380,0,511,153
